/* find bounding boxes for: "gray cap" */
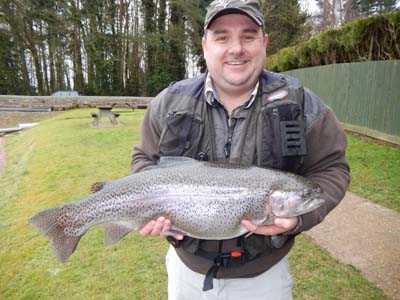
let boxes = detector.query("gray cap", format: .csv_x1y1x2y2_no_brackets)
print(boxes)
204,0,264,30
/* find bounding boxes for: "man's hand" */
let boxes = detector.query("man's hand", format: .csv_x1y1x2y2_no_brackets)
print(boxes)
139,216,184,240
241,216,299,236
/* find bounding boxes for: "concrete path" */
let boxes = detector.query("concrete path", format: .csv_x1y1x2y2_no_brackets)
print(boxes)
305,192,400,300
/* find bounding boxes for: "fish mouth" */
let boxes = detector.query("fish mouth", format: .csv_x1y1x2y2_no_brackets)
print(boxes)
267,189,324,218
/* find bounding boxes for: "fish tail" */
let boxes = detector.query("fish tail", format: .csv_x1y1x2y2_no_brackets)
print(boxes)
28,207,82,263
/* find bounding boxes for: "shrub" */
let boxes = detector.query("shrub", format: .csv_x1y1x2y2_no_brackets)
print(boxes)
266,11,400,72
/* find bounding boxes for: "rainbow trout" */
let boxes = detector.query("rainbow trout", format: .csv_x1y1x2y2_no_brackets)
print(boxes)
28,157,324,263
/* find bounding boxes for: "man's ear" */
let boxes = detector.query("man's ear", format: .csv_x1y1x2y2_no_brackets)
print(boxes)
263,34,269,48
202,35,208,58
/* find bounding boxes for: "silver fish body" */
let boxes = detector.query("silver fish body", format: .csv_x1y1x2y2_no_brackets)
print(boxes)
29,157,324,263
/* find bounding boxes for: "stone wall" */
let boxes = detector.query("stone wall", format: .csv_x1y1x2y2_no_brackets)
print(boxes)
0,95,152,111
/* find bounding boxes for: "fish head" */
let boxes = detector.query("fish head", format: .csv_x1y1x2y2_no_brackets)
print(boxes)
268,185,324,218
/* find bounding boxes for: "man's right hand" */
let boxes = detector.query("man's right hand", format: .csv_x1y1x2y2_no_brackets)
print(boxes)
139,216,184,240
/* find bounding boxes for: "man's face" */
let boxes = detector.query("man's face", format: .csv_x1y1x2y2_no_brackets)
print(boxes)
202,13,268,96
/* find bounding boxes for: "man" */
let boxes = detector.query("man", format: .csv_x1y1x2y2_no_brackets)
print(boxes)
131,0,350,299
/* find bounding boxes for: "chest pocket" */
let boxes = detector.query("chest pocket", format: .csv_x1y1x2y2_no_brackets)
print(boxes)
159,110,204,157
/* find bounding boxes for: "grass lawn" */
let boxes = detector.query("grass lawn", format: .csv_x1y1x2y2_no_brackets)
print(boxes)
0,109,393,299
346,133,400,213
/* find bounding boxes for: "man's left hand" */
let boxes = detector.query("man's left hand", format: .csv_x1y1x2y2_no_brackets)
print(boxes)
241,216,299,236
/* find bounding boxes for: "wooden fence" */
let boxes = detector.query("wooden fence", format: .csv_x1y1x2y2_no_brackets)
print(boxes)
284,60,400,145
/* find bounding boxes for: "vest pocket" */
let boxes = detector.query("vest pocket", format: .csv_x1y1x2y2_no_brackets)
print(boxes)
258,100,306,171
159,111,203,157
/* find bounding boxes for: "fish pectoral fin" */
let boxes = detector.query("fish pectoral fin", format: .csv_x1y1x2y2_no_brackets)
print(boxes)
250,215,275,226
258,216,275,225
160,225,187,237
244,231,253,238
104,221,137,247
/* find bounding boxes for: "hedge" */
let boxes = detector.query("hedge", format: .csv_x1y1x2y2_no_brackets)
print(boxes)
266,11,400,72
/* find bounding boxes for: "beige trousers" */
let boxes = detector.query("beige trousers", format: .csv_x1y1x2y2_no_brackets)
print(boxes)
166,246,293,300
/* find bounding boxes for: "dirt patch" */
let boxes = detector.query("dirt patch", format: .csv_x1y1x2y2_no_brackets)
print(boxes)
346,131,400,148
0,111,56,128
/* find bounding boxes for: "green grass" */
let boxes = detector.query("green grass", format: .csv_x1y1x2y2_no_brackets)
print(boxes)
346,133,400,212
0,109,392,299
290,235,388,300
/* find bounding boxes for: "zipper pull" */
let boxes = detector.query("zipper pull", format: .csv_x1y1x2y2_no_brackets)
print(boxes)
224,137,232,158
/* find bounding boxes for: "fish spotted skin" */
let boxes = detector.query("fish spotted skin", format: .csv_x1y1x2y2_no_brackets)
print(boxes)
28,157,324,263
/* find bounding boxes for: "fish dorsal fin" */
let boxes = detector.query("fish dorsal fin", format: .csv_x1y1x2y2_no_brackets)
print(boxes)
156,156,199,168
206,162,252,170
90,181,108,193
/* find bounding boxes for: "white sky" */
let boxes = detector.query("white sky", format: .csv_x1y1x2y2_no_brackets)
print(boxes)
300,0,400,15
300,0,319,15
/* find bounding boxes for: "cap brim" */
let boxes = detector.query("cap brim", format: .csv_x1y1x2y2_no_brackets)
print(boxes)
205,8,263,29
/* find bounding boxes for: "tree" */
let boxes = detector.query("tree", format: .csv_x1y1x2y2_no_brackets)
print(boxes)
0,27,23,94
313,0,398,33
0,3,24,94
67,0,85,94
1,0,254,96
143,0,205,96
142,0,157,95
125,0,142,96
262,0,309,55
313,0,345,31
353,0,398,16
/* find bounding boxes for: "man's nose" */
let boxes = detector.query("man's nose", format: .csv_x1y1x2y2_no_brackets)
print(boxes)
228,38,245,55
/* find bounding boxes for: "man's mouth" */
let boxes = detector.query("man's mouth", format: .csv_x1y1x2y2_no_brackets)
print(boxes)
226,61,246,65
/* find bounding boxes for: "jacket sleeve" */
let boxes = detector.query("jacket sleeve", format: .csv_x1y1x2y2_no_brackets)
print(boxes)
291,102,350,234
130,101,162,173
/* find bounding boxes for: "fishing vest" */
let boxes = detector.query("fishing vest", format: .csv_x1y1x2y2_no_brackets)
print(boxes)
157,71,307,290
158,71,306,170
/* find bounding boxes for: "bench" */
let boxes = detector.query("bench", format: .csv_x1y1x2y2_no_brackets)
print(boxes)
90,106,120,127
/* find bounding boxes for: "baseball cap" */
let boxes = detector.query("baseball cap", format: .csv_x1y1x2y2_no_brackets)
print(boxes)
204,0,265,30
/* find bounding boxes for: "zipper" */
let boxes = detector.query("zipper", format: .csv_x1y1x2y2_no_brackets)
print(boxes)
224,115,237,159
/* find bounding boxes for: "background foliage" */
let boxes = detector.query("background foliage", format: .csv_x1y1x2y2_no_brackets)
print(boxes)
267,11,400,72
0,0,398,96
262,0,309,55
0,0,209,96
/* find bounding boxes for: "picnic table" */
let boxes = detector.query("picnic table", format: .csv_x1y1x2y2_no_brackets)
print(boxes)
90,105,120,127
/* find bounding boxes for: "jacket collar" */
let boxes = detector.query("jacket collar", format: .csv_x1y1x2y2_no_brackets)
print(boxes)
204,73,259,109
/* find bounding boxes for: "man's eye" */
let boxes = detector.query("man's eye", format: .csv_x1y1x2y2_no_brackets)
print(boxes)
243,35,256,42
216,36,228,42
